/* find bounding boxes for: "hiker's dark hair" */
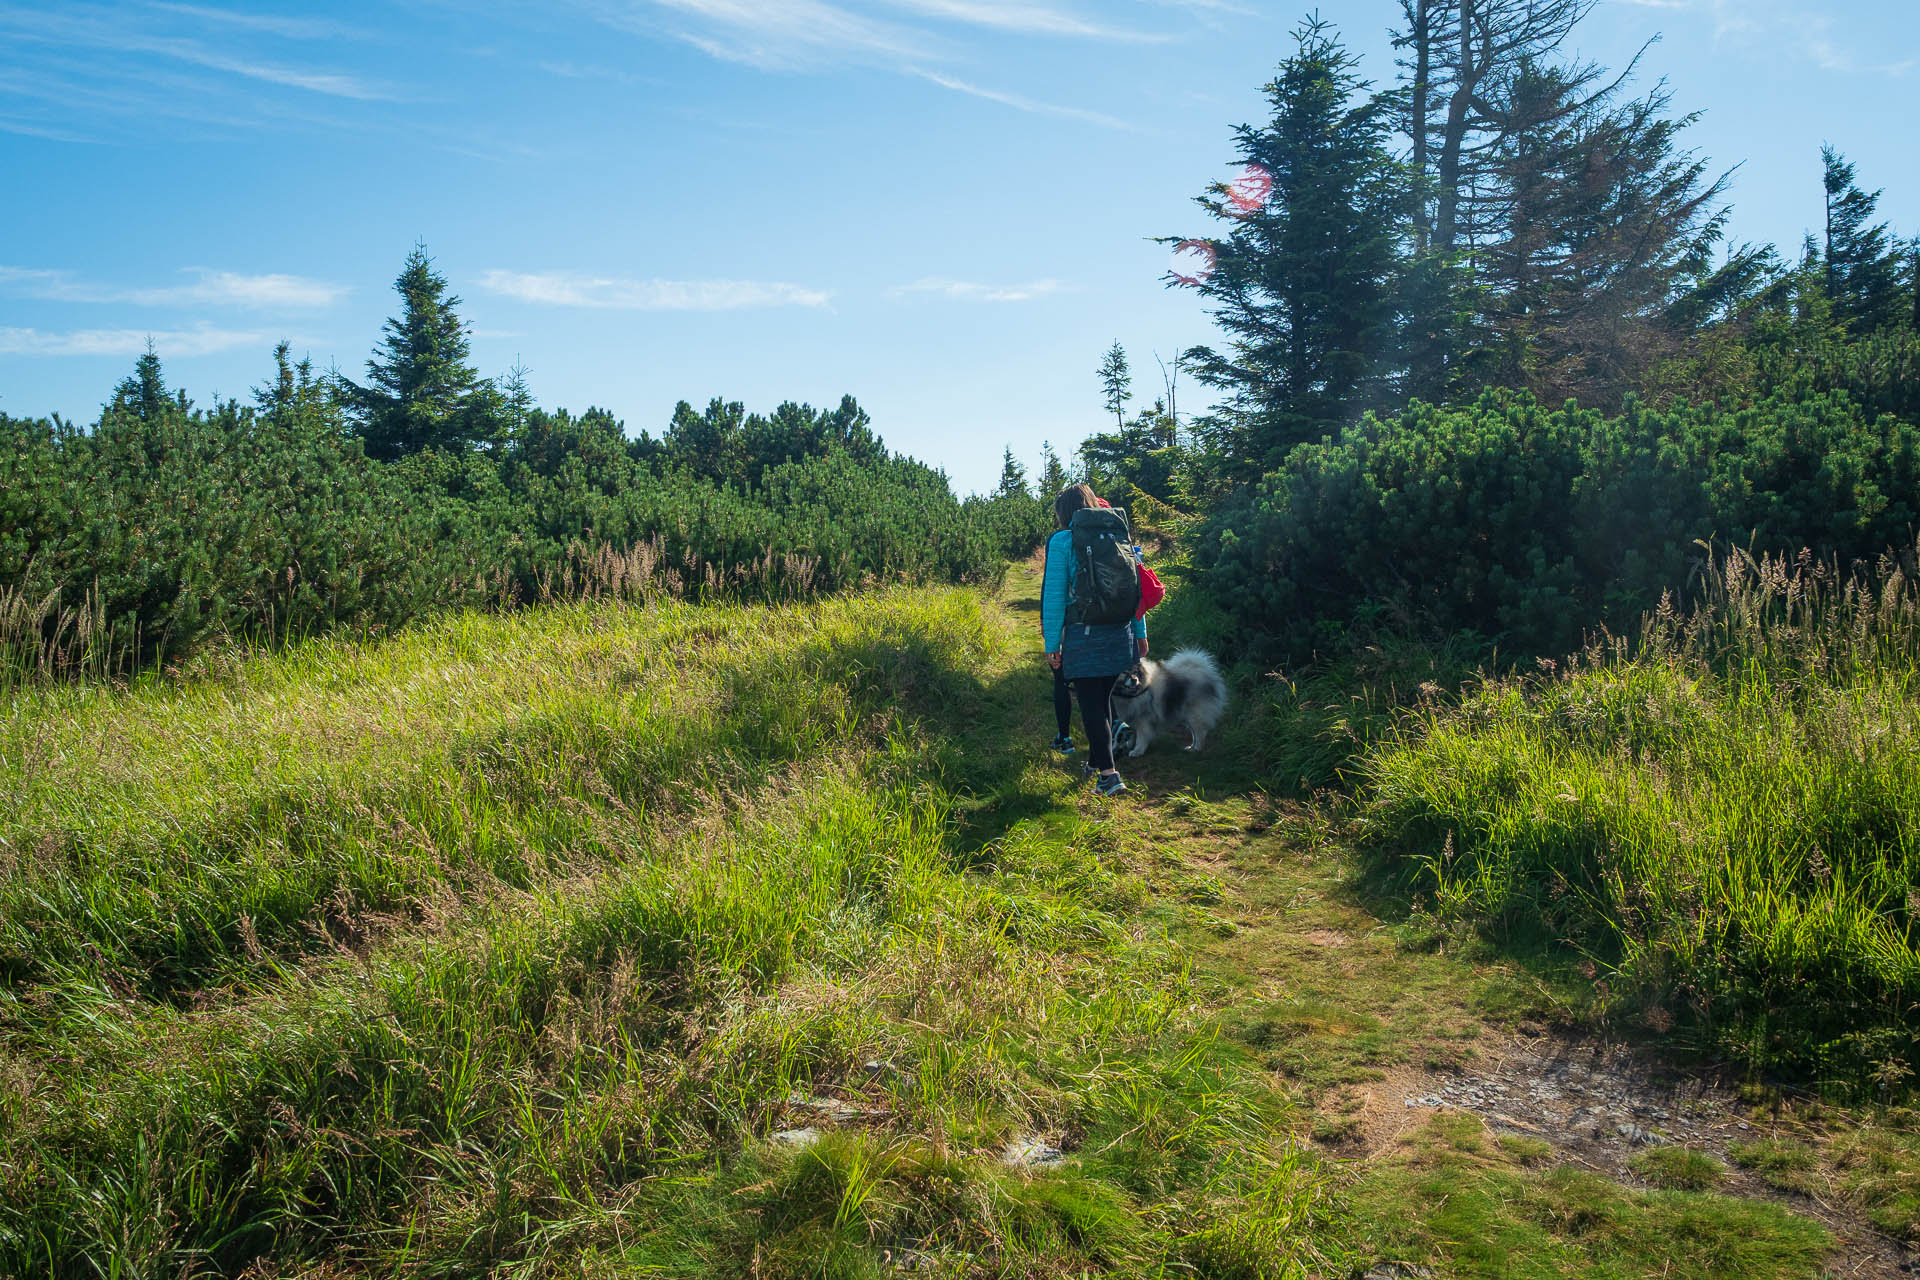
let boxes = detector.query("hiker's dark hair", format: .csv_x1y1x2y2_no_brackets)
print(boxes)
1053,483,1100,529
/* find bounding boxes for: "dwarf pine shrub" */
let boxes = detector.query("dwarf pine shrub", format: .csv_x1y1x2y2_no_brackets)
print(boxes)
1,386,1046,685
1194,387,1920,662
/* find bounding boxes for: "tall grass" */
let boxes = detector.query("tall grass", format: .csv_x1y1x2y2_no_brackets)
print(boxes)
0,585,1351,1278
0,582,113,688
1360,545,1920,1090
0,537,834,695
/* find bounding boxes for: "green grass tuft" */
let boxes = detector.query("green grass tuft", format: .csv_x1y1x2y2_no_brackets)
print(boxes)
1355,1114,1830,1278
1630,1145,1728,1191
1731,1137,1821,1196
1358,548,1920,1088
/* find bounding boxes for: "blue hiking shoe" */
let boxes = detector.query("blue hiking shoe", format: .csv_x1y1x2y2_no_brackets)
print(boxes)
1051,733,1076,755
1093,772,1127,797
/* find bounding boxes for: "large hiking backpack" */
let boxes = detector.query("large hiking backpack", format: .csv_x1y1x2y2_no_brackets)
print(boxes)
1067,506,1141,626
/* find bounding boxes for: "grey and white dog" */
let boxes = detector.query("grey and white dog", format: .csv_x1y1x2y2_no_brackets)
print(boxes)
1111,648,1229,756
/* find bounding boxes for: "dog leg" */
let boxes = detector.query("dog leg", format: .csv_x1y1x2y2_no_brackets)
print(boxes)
1128,722,1155,757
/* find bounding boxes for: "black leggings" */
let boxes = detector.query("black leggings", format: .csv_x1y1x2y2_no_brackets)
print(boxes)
1053,665,1073,737
1073,673,1120,773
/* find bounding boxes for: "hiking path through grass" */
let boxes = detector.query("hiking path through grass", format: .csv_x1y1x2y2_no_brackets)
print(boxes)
990,558,1914,1279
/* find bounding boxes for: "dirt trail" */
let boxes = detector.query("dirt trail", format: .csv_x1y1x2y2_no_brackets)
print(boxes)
1390,1037,1912,1275
1155,784,1913,1276
998,566,1915,1278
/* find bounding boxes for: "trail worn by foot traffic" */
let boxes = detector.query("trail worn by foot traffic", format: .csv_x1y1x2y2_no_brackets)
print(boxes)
995,559,1918,1279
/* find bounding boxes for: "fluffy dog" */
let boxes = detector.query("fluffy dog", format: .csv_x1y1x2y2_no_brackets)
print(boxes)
1111,649,1228,756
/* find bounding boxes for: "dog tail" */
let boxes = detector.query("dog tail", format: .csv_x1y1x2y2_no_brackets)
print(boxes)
1165,648,1226,697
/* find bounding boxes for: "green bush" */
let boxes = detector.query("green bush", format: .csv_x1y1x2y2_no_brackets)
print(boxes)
1193,388,1920,662
2,397,473,678
0,366,1049,684
1755,328,1920,426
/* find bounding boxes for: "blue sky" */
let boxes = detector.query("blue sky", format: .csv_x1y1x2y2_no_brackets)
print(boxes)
1,0,1915,494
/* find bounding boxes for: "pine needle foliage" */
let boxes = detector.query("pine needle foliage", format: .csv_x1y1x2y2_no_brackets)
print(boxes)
1,342,1048,686
339,243,490,459
1193,387,1920,663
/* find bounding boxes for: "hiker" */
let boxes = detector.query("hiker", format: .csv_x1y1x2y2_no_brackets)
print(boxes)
1042,484,1146,796
1048,497,1107,758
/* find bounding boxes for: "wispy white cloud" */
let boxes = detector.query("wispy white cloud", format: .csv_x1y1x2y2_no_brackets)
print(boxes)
908,68,1135,129
879,0,1160,40
1613,0,1913,76
0,266,349,309
1804,31,1914,76
479,269,832,310
0,55,307,134
892,276,1068,302
591,1,1148,125
0,114,97,143
0,325,264,357
538,59,646,83
603,0,931,69
129,34,391,98
142,3,366,42
0,5,395,100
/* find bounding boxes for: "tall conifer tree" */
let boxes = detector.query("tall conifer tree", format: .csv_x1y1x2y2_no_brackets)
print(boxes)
1910,240,1920,333
1036,441,1068,498
1822,146,1907,335
995,446,1028,498
343,243,486,459
109,343,172,424
1097,343,1132,429
1170,18,1403,475
1475,71,1729,403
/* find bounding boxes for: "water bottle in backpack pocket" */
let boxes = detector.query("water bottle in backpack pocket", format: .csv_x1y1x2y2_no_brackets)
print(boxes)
1132,543,1167,616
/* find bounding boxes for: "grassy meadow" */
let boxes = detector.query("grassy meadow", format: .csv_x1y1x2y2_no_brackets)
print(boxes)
0,578,1352,1278
3,558,1912,1278
1359,550,1920,1092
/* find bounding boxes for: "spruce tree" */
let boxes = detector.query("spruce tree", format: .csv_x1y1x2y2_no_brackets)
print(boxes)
1822,146,1906,334
254,341,337,430
1036,441,1068,498
497,360,535,453
343,243,485,459
1474,71,1728,404
109,343,172,424
1169,18,1403,474
1390,0,1606,254
995,446,1028,498
1097,343,1132,430
258,341,298,412
1910,240,1920,334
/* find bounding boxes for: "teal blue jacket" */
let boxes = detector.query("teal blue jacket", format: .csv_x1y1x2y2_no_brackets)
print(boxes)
1040,528,1147,655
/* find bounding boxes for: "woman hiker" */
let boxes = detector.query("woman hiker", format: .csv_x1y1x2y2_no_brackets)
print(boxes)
1041,483,1147,797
